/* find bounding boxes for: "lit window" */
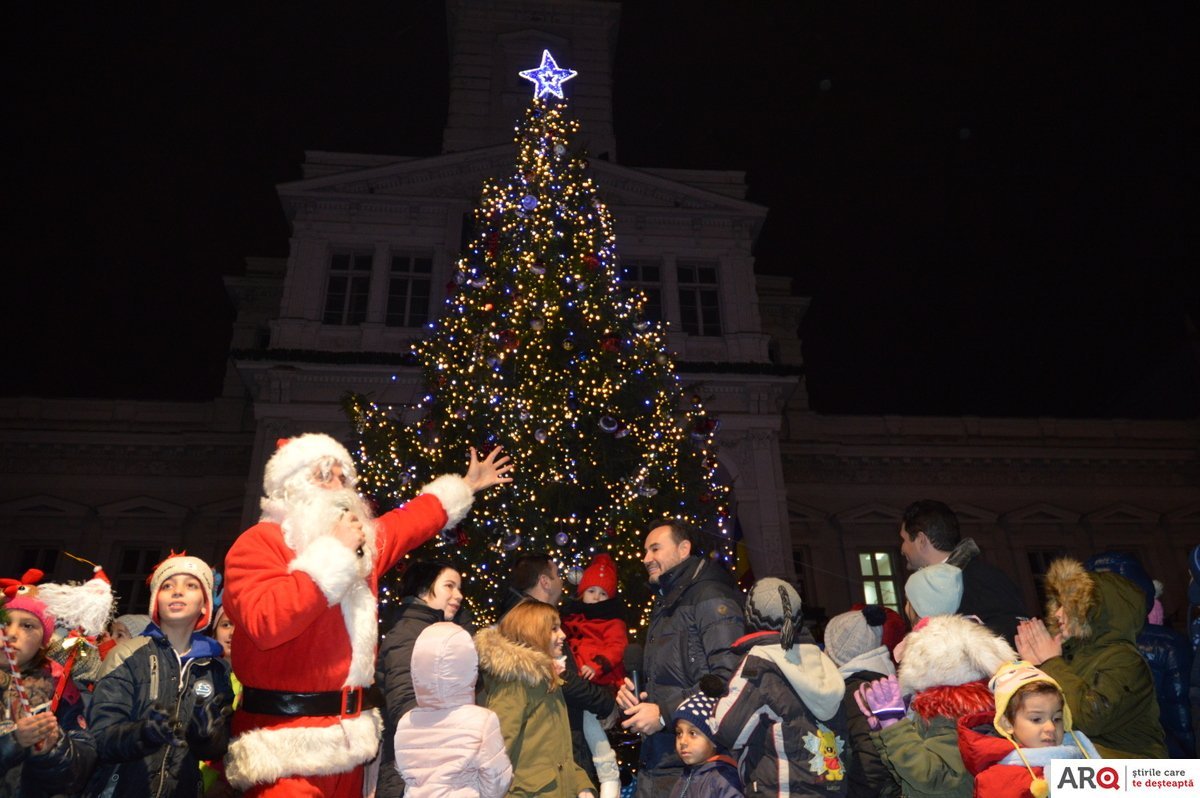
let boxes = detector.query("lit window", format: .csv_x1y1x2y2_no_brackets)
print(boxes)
386,255,433,328
677,260,721,336
323,252,373,325
858,550,900,612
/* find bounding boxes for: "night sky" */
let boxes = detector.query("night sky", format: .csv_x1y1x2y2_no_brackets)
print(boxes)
8,3,1197,418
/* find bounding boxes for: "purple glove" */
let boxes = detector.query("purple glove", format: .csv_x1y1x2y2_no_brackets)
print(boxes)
854,674,905,729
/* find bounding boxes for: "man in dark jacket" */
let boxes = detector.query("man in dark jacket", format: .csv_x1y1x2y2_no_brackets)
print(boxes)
376,559,464,797
618,521,744,798
497,553,615,790
899,500,1026,643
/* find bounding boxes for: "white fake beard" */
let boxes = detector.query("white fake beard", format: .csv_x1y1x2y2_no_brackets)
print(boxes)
274,486,377,576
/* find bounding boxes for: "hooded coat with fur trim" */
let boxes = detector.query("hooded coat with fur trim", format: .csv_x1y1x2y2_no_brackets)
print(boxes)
392,623,512,798
871,615,1016,798
221,474,473,790
474,627,593,798
711,628,849,797
1038,559,1167,759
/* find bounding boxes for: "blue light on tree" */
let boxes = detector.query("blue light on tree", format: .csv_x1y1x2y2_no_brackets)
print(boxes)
518,49,578,99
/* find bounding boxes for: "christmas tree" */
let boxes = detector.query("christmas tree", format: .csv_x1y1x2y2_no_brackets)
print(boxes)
347,50,731,625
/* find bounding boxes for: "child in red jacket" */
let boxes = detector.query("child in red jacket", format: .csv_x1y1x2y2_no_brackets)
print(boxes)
562,554,627,798
957,662,1099,798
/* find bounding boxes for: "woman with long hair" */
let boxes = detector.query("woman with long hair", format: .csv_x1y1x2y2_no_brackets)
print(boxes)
475,600,596,798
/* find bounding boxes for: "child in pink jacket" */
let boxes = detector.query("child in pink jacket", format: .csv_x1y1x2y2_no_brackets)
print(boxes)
392,622,512,797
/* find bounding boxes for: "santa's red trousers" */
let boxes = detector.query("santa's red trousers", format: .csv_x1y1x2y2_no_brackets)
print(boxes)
243,768,363,798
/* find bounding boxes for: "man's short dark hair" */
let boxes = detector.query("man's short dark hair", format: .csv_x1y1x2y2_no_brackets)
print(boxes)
654,519,699,553
901,500,960,552
398,559,458,599
510,553,554,594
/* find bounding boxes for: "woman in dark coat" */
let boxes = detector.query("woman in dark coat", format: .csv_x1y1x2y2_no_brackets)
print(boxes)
375,560,464,798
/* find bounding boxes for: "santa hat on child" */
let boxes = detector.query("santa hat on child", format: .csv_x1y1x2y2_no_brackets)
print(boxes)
578,554,618,598
263,433,356,497
147,553,215,631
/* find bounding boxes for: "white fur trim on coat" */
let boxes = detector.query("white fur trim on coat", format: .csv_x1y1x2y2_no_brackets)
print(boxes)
898,614,1017,694
419,474,474,530
288,535,379,688
290,536,359,605
225,709,383,789
339,572,379,687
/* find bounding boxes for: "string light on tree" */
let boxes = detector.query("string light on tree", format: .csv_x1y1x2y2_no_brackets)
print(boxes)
347,51,731,627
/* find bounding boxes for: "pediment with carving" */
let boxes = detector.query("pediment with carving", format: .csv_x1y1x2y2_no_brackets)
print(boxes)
278,148,764,216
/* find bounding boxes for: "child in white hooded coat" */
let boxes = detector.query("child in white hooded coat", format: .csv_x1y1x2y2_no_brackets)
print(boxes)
392,622,512,798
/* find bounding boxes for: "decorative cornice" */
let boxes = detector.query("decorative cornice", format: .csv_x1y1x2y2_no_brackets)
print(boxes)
781,451,1199,486
0,440,252,477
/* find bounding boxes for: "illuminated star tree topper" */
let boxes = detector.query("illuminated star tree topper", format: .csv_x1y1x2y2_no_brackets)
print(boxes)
518,49,578,99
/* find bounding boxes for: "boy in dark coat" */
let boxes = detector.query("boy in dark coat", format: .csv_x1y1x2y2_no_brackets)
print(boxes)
670,686,741,798
86,555,233,798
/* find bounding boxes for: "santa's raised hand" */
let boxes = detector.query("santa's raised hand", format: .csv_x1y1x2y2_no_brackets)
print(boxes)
464,446,514,493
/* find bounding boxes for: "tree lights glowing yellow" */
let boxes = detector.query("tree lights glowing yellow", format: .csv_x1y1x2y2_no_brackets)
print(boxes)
347,57,730,625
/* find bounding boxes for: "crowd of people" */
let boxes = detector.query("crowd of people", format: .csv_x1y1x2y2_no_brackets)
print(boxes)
2,432,1197,798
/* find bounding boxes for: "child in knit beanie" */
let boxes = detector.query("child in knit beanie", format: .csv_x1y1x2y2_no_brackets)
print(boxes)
670,679,741,798
956,661,1099,798
561,553,626,798
825,606,898,797
903,563,963,625
710,577,849,796
1,586,95,795
85,553,234,797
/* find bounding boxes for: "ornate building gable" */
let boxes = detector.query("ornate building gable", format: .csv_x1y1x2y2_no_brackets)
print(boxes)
1001,502,1080,525
0,495,90,518
834,503,904,525
96,496,190,521
1083,503,1161,525
275,146,765,222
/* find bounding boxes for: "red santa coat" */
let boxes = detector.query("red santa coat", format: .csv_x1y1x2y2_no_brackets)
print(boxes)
222,475,472,790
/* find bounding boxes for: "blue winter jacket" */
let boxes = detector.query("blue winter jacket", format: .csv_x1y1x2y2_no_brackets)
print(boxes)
85,627,232,798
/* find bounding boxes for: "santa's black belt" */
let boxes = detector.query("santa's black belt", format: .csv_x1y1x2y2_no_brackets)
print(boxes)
241,686,382,717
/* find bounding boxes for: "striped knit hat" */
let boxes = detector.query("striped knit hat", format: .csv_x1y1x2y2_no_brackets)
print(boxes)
745,577,802,649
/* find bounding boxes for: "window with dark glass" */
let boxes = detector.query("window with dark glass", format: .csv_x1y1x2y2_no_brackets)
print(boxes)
386,255,433,327
677,260,722,336
115,545,163,615
619,259,663,323
19,546,59,574
322,252,373,325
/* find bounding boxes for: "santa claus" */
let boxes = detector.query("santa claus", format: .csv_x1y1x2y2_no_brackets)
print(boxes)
222,433,512,797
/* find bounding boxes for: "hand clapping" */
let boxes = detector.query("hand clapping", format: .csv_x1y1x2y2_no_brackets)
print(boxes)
1015,618,1063,666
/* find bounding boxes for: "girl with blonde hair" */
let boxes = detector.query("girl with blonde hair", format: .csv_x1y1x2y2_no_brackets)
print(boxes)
475,601,596,798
